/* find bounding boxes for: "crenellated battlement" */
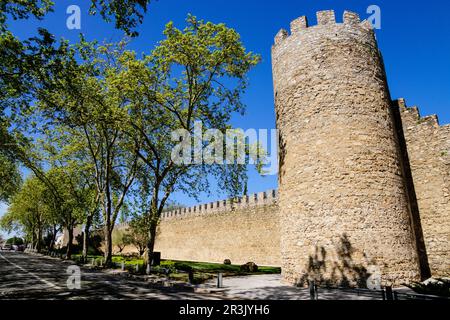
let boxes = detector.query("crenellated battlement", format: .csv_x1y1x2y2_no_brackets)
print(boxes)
393,98,450,277
161,189,278,220
273,10,373,46
396,98,447,130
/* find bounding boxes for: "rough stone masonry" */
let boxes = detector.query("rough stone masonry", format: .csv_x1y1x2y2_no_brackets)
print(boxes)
118,10,450,287
271,9,448,286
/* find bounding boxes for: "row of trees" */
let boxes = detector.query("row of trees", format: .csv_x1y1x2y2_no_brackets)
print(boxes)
0,1,263,266
0,1,156,260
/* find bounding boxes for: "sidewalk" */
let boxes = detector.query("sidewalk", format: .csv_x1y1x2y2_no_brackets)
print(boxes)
198,274,393,300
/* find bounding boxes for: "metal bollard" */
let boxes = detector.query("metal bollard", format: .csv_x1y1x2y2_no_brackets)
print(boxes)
217,272,223,288
135,264,139,273
121,261,125,271
309,280,318,300
385,286,394,300
146,264,151,275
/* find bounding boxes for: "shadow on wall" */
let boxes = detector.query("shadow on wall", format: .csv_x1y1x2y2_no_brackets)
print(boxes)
296,234,378,288
275,93,287,183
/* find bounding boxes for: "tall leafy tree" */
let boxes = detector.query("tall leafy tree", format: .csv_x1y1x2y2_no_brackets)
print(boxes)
34,40,141,266
0,0,153,190
0,143,21,203
0,0,153,112
112,228,128,253
43,167,88,258
123,216,149,256
0,155,20,202
1,176,51,251
5,10,262,268
109,15,262,264
33,122,101,261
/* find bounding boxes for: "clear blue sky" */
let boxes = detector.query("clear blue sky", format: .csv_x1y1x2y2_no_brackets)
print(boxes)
1,0,449,237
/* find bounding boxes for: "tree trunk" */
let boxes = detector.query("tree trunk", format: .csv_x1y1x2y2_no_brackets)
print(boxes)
48,225,57,252
104,224,113,267
36,225,42,253
82,216,93,263
66,228,74,259
103,179,113,267
31,230,36,250
145,222,157,266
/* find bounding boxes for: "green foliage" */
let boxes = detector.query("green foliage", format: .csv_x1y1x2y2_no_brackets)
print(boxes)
0,29,70,112
111,255,144,265
135,15,260,197
0,0,154,172
0,153,21,203
112,228,129,252
30,14,262,261
0,177,50,247
0,168,92,253
0,3,71,206
123,216,149,256
0,0,151,35
75,233,103,255
104,15,261,261
0,0,154,204
1,5,262,265
89,0,151,36
6,236,23,245
65,254,281,284
1,108,22,204
0,0,54,31
44,167,89,227
173,262,193,272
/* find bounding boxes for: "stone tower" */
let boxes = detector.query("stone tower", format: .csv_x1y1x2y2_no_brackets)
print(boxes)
272,10,422,286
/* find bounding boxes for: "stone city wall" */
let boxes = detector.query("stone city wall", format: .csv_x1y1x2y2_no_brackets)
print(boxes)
154,190,281,266
398,99,450,276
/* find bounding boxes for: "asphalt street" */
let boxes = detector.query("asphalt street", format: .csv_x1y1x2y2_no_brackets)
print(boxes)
0,251,222,300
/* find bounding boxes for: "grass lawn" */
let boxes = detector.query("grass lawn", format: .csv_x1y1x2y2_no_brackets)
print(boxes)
70,254,281,284
160,260,281,274
160,260,281,284
71,254,144,266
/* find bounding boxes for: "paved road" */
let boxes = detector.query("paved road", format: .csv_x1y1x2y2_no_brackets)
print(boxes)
2,251,419,300
0,251,222,300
